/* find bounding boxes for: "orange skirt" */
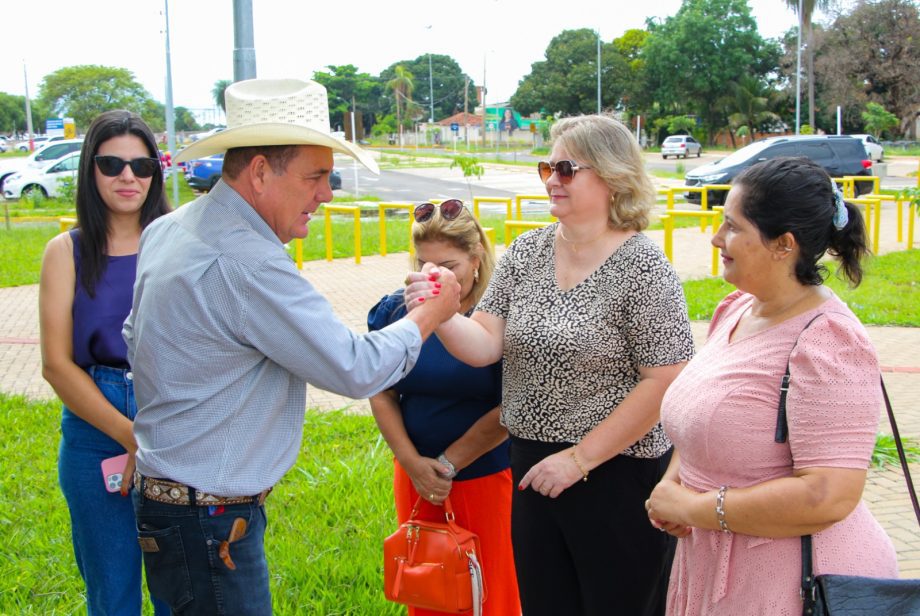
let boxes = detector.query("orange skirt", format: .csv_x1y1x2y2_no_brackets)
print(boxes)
392,460,521,616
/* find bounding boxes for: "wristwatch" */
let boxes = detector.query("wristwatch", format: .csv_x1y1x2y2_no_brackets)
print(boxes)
437,453,457,479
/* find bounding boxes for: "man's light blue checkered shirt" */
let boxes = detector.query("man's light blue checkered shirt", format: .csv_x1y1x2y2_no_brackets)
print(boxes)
124,181,421,496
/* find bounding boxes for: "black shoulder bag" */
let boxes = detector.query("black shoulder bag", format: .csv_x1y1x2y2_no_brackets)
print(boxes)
775,315,920,615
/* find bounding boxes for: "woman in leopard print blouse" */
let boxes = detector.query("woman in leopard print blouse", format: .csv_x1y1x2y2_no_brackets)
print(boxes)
406,115,695,615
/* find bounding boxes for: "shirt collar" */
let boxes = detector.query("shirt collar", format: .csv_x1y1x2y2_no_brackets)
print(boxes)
208,179,284,248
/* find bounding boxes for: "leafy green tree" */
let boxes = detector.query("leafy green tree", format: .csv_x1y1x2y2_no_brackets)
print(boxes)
727,75,782,143
37,65,156,131
313,64,383,133
379,56,475,122
173,106,200,132
613,29,650,113
861,102,899,138
511,29,629,117
212,79,232,113
386,66,415,146
0,92,48,135
643,0,780,143
813,0,920,138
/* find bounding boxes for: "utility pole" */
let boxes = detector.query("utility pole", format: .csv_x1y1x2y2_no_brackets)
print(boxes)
233,0,256,81
163,0,179,207
597,31,602,114
428,53,434,123
795,0,802,134
23,63,34,150
481,56,487,148
463,76,469,150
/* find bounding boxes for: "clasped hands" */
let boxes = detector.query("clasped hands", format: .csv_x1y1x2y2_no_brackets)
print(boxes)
404,264,458,310
646,478,694,537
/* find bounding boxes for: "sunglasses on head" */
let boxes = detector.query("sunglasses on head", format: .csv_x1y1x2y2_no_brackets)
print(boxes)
537,160,590,184
414,199,465,222
94,155,161,179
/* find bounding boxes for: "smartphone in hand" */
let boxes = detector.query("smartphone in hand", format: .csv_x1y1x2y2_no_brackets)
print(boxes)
101,453,129,493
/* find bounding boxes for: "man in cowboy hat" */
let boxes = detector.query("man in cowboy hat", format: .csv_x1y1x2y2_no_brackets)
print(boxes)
122,78,460,613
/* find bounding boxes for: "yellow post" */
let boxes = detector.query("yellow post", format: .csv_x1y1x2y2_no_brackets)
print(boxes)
668,188,675,211
59,216,77,232
897,198,903,243
514,194,550,220
711,206,724,276
482,227,496,255
661,215,673,262
378,207,387,257
872,197,881,254
907,202,917,250
294,238,303,270
504,220,551,244
472,196,512,221
353,209,362,264
324,207,333,261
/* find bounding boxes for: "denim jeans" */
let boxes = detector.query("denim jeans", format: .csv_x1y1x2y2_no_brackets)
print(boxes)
132,486,272,615
58,365,169,616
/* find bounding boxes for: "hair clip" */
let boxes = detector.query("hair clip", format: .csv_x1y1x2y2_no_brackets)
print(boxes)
831,180,848,230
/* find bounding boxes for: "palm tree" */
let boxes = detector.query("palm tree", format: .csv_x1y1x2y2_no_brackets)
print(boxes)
728,76,781,144
785,0,830,129
212,79,232,115
386,66,414,147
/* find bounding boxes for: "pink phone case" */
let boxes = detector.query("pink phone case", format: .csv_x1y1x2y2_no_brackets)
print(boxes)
101,453,129,493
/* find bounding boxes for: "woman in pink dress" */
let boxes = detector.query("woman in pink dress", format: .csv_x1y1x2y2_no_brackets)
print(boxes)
646,157,899,615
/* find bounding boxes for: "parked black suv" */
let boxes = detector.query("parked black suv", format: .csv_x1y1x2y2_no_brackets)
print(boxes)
684,135,873,206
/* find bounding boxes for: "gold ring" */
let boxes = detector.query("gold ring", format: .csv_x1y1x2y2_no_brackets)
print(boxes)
429,493,435,500
404,276,412,286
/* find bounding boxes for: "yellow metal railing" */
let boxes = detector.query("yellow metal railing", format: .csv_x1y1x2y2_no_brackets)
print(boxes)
377,202,413,257
659,209,723,276
472,196,512,220
908,201,916,249
504,220,551,243
513,194,550,220
60,216,77,232
665,185,731,232
323,204,361,264
849,197,882,254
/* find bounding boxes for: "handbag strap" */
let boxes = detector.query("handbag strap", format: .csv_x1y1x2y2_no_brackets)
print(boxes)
775,315,920,613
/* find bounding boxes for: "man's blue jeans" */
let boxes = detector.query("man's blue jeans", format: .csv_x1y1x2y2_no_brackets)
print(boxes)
58,365,169,615
132,486,272,615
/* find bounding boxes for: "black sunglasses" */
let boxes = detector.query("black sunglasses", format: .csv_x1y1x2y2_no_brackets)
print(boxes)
537,160,590,184
94,155,161,179
414,199,465,223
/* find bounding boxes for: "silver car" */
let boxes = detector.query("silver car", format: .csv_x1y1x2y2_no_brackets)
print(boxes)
661,135,702,159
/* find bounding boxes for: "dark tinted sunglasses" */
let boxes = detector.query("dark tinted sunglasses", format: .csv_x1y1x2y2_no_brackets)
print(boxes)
537,160,590,184
414,199,465,222
94,155,160,179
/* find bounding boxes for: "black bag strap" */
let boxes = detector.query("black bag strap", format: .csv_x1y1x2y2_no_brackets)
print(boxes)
777,314,920,614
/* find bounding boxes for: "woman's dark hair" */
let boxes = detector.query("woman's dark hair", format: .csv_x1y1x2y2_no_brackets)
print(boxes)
732,156,869,287
75,110,171,296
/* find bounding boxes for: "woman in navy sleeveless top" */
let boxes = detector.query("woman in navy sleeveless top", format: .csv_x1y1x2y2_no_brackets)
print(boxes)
368,203,520,615
39,110,170,615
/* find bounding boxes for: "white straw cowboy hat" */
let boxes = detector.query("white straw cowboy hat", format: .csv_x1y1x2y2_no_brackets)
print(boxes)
174,78,379,174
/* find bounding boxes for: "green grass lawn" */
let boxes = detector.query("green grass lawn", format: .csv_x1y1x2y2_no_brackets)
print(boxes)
0,394,404,615
682,249,920,325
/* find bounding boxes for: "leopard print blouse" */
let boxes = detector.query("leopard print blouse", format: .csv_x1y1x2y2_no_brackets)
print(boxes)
477,224,694,458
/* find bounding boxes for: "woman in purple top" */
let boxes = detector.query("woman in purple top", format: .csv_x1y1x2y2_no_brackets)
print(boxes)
39,110,170,615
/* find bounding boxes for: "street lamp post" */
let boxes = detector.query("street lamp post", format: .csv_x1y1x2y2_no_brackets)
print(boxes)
428,53,434,124
794,0,803,134
163,0,180,208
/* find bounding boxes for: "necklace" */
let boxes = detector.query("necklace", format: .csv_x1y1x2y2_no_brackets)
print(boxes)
557,225,608,254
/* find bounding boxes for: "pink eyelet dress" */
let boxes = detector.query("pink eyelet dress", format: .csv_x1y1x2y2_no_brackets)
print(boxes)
661,290,898,616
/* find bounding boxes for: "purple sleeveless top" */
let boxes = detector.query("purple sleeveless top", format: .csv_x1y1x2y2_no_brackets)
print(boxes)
70,229,136,370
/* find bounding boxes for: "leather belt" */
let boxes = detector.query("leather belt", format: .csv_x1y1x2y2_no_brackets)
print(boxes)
136,472,271,507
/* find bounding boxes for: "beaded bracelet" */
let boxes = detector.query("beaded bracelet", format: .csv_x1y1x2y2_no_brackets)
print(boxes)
716,485,731,533
570,447,589,482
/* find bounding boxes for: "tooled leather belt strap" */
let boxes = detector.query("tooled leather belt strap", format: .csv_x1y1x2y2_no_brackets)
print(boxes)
136,472,271,506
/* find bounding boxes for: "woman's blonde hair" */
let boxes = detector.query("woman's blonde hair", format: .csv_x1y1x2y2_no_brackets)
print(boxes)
550,114,655,231
410,206,494,306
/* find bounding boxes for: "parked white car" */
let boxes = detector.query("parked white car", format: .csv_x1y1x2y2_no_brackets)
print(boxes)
851,134,884,162
0,139,83,191
3,152,80,200
661,135,702,159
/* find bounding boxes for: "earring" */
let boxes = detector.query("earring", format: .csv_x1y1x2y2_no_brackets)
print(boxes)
473,268,479,282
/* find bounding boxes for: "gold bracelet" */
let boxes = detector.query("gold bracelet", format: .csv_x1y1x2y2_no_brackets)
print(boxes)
570,447,589,482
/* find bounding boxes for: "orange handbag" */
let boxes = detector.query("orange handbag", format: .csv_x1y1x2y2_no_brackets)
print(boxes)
383,496,485,615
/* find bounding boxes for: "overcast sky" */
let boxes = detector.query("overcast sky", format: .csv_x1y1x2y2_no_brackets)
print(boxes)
2,0,833,124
